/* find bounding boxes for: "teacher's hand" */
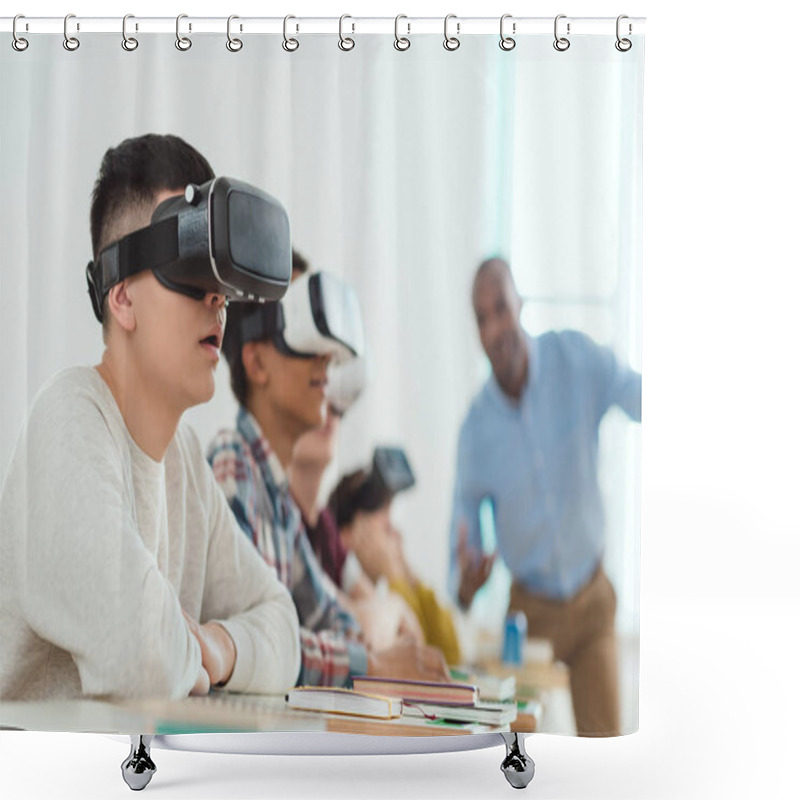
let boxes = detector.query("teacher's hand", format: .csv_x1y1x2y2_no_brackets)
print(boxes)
457,520,495,609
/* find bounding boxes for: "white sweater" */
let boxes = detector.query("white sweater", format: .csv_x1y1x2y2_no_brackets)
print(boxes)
0,367,301,701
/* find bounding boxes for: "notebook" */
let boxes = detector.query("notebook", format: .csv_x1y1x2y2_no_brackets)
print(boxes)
285,687,402,720
450,668,517,702
403,700,518,726
351,676,478,706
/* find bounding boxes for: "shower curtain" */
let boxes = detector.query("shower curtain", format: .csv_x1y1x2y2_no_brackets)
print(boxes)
0,19,643,741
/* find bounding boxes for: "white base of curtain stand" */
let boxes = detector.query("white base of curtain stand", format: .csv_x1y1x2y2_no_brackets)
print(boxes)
120,731,535,791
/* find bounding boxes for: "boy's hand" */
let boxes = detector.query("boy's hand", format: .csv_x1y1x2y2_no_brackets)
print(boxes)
183,610,237,687
349,515,402,583
367,635,451,683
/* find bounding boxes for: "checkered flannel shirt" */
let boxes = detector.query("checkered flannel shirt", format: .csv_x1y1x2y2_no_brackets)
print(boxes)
208,407,367,686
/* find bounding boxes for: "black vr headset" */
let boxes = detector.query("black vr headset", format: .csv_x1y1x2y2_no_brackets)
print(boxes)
238,271,364,364
355,447,416,513
86,177,292,322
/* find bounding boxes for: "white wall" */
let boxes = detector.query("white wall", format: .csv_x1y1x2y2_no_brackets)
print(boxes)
0,26,641,622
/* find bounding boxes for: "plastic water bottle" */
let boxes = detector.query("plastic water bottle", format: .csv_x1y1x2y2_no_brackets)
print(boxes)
502,611,528,665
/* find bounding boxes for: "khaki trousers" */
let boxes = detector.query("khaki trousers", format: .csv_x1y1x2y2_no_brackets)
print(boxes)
510,567,621,736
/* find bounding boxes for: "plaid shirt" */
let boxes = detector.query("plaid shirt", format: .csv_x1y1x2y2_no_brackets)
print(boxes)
208,407,367,687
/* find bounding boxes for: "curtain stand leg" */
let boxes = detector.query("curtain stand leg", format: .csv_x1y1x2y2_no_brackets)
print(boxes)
121,735,156,791
500,732,535,789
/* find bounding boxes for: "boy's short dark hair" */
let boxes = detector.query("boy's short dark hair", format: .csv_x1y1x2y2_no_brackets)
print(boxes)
328,469,370,529
91,133,214,259
223,249,309,408
90,134,214,329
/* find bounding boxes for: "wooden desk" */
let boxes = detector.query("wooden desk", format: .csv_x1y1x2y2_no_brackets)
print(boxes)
463,654,568,733
1,693,519,738
481,659,570,693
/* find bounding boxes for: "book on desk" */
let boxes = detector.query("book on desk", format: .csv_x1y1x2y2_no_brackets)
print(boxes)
286,682,518,727
351,676,479,706
286,686,402,720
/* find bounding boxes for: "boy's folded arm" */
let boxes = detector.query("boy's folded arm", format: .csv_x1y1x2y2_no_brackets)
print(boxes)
19,401,202,699
200,472,302,695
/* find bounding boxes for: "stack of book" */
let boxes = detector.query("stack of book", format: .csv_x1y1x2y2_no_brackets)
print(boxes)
285,686,402,720
352,676,518,726
285,677,518,727
449,668,517,702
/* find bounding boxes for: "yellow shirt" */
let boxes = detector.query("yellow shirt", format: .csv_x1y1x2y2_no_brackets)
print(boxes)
388,579,461,665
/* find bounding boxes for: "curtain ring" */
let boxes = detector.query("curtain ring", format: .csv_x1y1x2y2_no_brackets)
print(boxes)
226,15,243,52
176,14,192,51
121,14,138,51
499,14,515,51
615,15,632,52
63,14,80,51
443,14,460,51
12,14,29,51
338,14,355,51
553,14,570,51
283,15,299,52
394,14,410,51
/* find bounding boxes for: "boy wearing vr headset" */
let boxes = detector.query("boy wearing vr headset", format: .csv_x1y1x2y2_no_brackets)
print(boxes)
329,450,462,666
291,362,428,653
0,134,300,701
210,256,450,687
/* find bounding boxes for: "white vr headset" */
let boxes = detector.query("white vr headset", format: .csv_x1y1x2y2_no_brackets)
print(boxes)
327,350,370,416
238,271,364,364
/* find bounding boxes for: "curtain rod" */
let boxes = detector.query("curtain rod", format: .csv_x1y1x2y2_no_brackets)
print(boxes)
2,16,646,37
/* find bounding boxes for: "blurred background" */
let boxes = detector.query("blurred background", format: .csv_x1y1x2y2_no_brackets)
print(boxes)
1,31,641,732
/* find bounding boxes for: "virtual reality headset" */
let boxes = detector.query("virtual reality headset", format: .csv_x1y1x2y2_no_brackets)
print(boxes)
355,447,416,513
328,352,369,416
86,177,292,322
239,271,364,364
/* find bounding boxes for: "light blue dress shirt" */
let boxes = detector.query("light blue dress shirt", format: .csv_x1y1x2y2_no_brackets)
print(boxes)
449,330,641,601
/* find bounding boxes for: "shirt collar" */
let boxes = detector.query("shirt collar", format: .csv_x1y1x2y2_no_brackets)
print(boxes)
487,333,539,410
235,405,289,488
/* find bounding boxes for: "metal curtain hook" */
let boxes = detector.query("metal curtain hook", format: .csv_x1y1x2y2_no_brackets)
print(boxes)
339,14,355,51
443,14,460,51
553,14,570,51
12,14,29,51
122,14,138,51
499,13,515,51
226,15,242,51
176,14,192,50
63,13,80,51
283,15,299,52
394,14,410,51
615,14,632,51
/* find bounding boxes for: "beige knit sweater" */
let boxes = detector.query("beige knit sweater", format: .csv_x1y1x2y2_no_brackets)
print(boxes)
0,367,300,702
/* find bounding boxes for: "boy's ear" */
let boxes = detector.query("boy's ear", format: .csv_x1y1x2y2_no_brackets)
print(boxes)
241,341,271,389
106,281,136,333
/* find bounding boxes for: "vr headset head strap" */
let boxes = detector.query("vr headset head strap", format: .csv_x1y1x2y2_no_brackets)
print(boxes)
85,216,181,322
240,303,286,345
308,273,334,339
239,300,321,360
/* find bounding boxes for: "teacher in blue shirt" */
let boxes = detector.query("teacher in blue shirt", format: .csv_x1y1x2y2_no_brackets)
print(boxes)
449,257,641,736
